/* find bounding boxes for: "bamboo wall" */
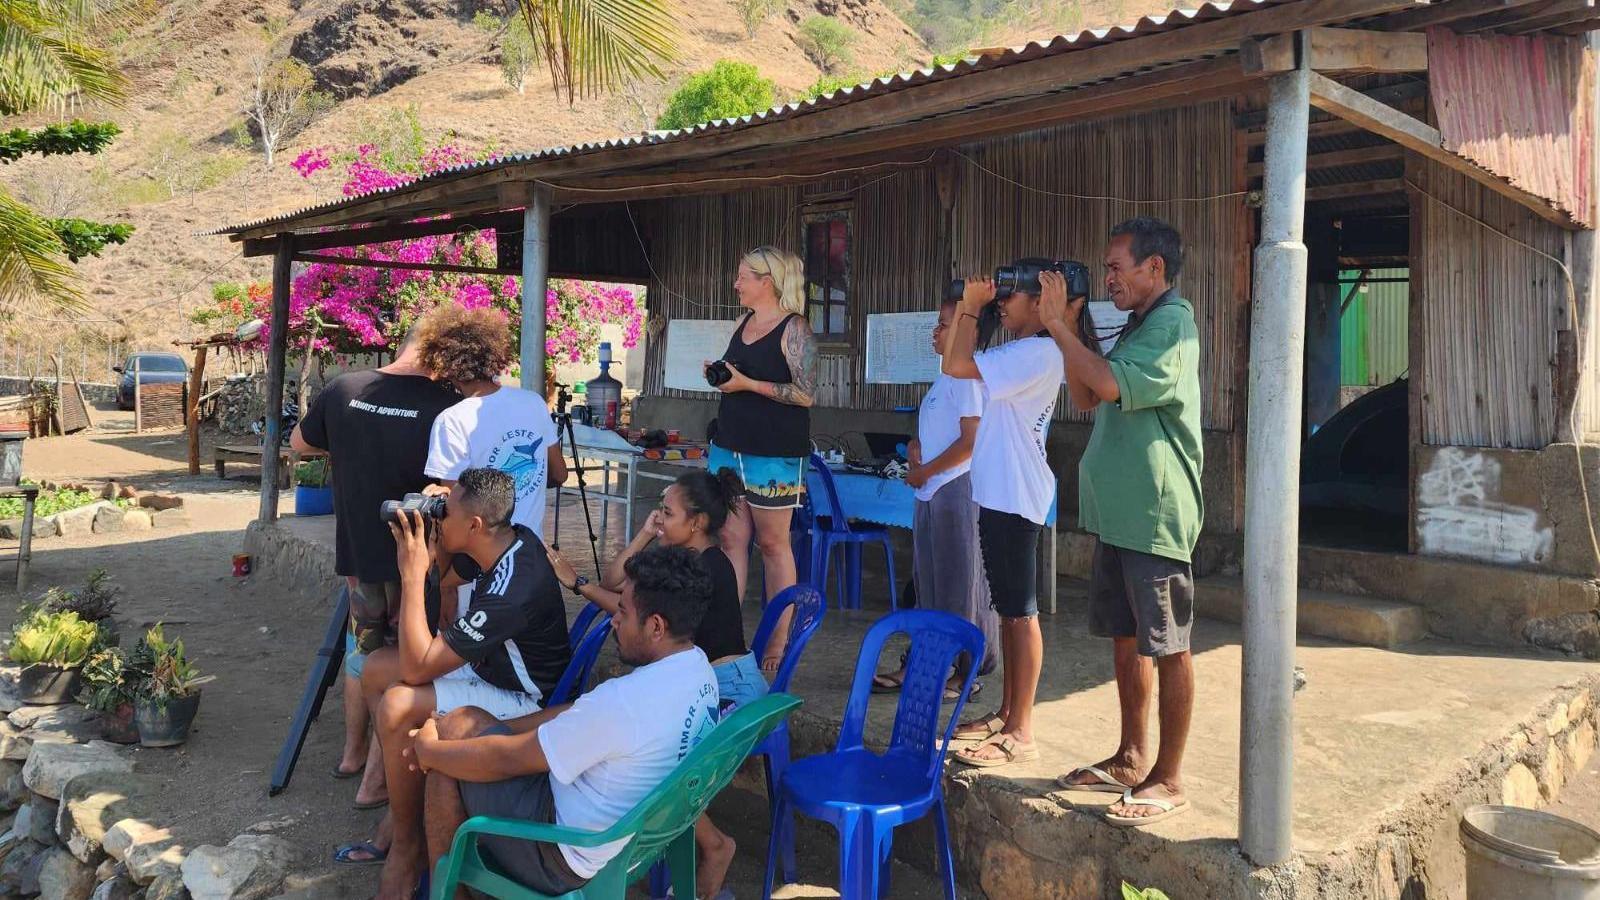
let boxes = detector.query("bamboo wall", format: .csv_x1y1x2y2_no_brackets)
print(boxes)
1411,157,1569,449
639,101,1247,433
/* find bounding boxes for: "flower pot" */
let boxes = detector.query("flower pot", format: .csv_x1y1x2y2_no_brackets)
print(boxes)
134,691,201,748
15,664,83,705
100,703,139,744
294,484,333,516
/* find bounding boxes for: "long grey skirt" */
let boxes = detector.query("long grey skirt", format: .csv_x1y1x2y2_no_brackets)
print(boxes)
912,471,1000,677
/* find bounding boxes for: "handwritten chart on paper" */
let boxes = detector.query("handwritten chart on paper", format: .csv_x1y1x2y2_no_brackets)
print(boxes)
663,319,740,393
865,312,941,384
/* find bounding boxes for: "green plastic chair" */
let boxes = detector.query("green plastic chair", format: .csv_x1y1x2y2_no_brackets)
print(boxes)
431,692,803,900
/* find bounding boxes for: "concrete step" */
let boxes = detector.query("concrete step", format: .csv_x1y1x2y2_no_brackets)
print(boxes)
1198,576,1429,649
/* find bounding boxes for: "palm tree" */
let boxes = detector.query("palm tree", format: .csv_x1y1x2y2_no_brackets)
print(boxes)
516,0,678,105
0,0,128,311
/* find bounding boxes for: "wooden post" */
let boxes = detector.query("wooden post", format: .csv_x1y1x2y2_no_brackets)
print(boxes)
259,235,294,523
133,356,142,434
51,355,63,436
186,345,209,475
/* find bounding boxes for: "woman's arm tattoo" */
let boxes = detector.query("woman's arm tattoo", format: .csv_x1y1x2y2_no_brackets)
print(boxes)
771,318,818,407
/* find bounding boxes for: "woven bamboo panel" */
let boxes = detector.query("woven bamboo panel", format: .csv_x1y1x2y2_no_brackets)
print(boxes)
639,101,1244,432
1412,156,1565,449
138,382,186,429
58,381,90,433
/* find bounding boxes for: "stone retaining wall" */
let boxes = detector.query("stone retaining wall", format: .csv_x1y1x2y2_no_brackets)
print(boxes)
0,379,116,405
243,521,336,596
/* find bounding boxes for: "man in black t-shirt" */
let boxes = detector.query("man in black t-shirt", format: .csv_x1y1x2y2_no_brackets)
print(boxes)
360,468,572,900
292,329,458,812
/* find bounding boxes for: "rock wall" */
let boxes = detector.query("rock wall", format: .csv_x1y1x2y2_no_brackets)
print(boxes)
0,379,116,405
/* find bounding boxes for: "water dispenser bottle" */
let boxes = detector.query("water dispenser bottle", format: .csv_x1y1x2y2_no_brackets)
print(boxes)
584,342,622,430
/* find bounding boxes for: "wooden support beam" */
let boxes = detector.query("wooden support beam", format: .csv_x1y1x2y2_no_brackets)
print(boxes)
242,211,519,258
231,0,1426,240
291,253,512,276
1245,143,1403,176
1244,117,1371,144
1464,0,1592,31
1508,0,1600,32
1306,71,1577,226
1375,0,1548,31
1305,177,1406,201
1242,27,1427,76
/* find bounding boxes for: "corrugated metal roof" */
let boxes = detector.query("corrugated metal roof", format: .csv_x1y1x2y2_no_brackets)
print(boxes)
211,0,1293,236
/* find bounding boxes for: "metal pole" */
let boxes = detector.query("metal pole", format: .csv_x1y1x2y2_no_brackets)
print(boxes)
259,235,294,523
520,185,552,395
1240,59,1311,867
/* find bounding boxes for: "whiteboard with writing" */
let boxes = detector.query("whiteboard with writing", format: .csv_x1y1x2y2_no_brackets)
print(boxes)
664,318,740,393
865,311,940,384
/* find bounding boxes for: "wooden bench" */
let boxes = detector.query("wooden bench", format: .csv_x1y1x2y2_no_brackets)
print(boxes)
214,444,312,489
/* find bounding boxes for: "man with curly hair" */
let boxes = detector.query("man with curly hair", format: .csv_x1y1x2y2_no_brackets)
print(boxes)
417,305,566,538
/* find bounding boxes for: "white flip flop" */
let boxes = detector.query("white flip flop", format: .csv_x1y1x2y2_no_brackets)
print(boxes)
1055,764,1133,794
1105,788,1190,827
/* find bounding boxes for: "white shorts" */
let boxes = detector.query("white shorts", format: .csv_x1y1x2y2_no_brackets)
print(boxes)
434,667,543,721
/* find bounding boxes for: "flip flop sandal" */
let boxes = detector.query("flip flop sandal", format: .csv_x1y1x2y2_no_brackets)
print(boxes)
1055,764,1133,794
330,763,364,780
1105,789,1190,827
953,735,1039,769
871,672,905,694
951,713,1005,742
942,680,982,703
332,840,387,866
352,796,389,811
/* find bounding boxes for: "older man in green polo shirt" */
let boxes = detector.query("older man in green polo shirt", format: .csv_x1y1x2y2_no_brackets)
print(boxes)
1039,216,1202,828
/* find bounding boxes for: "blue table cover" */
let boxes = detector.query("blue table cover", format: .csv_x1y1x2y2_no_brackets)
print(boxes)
823,470,1057,529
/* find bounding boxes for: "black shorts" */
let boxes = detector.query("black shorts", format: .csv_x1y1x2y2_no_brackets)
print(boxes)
1088,540,1194,657
978,507,1042,619
457,726,587,896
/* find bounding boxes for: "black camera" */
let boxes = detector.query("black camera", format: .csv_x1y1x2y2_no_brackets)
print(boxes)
381,492,446,524
946,259,1092,303
704,359,733,388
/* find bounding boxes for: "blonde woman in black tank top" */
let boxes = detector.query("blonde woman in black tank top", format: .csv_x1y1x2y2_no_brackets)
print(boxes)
701,246,817,672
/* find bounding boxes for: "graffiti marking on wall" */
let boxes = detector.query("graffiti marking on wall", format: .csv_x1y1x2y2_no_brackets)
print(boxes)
1417,447,1553,565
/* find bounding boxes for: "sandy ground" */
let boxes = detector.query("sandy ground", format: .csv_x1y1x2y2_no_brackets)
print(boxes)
3,407,942,899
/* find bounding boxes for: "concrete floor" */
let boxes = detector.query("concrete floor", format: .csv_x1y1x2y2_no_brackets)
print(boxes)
265,486,1600,897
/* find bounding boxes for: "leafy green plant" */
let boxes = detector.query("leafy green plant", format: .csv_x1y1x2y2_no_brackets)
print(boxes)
801,73,857,100
0,487,132,519
78,647,137,712
734,0,781,38
130,625,213,708
40,569,120,623
47,218,133,262
1122,884,1172,900
797,17,856,74
7,611,98,668
475,12,539,95
655,60,776,130
295,457,330,487
0,122,121,164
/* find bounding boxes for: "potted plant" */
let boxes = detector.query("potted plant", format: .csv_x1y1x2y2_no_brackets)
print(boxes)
40,569,121,646
129,625,213,747
293,457,333,516
6,610,98,704
78,647,138,743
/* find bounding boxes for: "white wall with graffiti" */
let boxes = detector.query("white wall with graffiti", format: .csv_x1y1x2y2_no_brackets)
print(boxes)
1416,447,1554,566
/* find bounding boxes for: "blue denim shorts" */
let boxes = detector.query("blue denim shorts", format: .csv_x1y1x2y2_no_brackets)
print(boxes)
714,652,770,713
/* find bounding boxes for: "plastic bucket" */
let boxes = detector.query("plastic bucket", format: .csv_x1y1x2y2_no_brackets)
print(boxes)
1461,805,1600,900
294,485,334,516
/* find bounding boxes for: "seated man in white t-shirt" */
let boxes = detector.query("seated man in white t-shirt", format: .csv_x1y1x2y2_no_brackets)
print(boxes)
409,545,720,897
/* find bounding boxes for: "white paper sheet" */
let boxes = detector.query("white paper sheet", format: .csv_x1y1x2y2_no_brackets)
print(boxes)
865,311,940,384
663,319,740,393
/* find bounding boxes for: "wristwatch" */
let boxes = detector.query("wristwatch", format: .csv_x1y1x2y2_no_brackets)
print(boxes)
570,574,589,597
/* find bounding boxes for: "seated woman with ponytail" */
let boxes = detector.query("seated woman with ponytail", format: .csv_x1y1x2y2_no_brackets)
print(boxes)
545,467,764,898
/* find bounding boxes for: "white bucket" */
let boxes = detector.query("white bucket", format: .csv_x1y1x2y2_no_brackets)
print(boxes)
1460,805,1600,900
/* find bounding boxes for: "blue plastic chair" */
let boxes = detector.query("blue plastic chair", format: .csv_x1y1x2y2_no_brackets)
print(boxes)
548,612,611,706
804,454,898,611
762,609,985,900
647,583,828,898
568,601,603,650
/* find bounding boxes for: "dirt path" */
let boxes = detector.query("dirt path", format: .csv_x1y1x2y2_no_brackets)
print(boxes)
4,413,942,899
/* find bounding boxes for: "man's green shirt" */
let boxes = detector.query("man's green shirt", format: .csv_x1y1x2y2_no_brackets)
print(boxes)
1078,292,1204,563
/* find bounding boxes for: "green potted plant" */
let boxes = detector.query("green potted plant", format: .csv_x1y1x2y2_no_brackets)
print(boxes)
293,457,333,516
41,569,121,646
78,647,138,743
129,624,213,747
7,610,99,704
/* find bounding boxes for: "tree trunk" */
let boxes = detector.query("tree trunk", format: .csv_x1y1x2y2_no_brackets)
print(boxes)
296,351,313,419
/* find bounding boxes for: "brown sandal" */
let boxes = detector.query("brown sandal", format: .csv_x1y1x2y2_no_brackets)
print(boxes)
952,713,1004,742
954,735,1039,768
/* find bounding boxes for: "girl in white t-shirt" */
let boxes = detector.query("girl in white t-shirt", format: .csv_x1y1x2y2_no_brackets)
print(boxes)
938,263,1071,769
871,298,999,698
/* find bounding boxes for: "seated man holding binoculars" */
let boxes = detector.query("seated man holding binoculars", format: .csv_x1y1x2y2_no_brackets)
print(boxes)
359,467,573,900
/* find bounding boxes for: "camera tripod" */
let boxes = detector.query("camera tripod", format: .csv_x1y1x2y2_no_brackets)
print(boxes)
550,383,603,574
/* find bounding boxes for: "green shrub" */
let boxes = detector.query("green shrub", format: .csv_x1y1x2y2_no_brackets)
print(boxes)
801,74,857,100
40,569,119,623
8,611,98,667
295,457,330,487
655,60,777,130
735,0,782,38
130,624,213,708
0,487,131,519
1122,884,1172,900
797,16,856,73
79,647,137,712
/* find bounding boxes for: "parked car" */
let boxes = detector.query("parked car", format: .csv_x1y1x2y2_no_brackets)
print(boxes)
114,352,188,410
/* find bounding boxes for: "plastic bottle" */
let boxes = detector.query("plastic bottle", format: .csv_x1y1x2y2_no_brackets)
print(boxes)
584,342,623,430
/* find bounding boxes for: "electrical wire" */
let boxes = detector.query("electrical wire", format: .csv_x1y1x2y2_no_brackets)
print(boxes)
950,149,1250,204
1406,178,1600,573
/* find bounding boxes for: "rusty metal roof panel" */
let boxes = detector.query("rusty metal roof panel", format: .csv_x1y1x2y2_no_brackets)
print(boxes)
209,0,1310,236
